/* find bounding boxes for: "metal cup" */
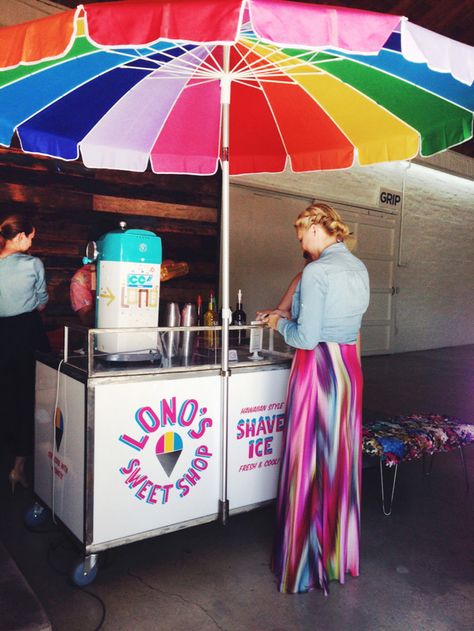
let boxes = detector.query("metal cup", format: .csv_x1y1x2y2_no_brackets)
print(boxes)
181,303,197,358
162,302,180,358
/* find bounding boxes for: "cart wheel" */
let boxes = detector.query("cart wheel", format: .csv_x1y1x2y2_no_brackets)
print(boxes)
70,555,99,587
24,503,48,530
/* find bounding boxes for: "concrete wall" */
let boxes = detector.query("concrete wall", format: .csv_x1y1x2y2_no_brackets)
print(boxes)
393,163,474,351
231,153,474,353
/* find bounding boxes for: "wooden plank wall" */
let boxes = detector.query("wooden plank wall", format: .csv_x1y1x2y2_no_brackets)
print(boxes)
0,148,220,331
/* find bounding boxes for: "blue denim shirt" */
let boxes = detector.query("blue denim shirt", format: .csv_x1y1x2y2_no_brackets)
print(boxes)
277,242,369,349
0,253,48,317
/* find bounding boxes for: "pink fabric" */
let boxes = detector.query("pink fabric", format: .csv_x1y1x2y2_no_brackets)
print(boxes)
70,265,95,312
249,0,402,52
84,0,245,46
151,78,221,175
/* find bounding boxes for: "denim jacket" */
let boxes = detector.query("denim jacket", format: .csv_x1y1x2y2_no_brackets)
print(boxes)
277,242,369,349
0,253,48,317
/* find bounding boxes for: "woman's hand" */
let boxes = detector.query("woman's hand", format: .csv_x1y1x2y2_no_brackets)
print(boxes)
274,308,291,320
267,312,280,330
256,308,290,322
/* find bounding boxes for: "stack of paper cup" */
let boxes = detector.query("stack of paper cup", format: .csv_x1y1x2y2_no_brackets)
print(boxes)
162,302,180,358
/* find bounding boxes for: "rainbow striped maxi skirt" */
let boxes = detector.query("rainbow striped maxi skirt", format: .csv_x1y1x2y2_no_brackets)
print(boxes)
272,342,363,595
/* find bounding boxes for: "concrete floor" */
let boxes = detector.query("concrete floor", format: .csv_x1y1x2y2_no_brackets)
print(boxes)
1,345,473,631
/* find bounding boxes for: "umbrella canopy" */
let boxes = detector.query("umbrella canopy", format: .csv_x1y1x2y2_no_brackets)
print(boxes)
0,0,473,175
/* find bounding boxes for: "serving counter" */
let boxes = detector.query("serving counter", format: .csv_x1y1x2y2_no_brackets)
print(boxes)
32,324,292,585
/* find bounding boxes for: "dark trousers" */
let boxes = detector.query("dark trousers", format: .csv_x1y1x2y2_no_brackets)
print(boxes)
0,311,49,458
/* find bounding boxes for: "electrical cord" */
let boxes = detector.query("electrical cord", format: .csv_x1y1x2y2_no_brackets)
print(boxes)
46,536,107,631
51,358,65,525
78,588,106,631
47,359,107,631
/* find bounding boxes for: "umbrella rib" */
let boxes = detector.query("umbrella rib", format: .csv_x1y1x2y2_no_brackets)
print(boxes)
118,42,221,77
247,78,305,84
233,78,281,90
101,48,161,61
234,49,287,77
148,65,223,80
233,40,323,82
180,43,225,74
239,37,325,69
234,49,292,164
127,43,226,83
150,55,211,77
197,46,224,74
100,45,207,72
230,42,287,81
232,32,296,75
231,36,267,74
169,44,222,75
142,41,316,83
181,77,221,88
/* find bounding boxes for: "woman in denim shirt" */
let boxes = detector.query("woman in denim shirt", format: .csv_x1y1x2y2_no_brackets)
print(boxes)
268,203,369,595
0,214,49,492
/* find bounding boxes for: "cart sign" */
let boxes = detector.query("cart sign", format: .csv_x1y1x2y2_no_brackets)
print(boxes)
228,369,290,510
379,187,403,212
92,376,221,545
35,366,86,542
118,397,214,504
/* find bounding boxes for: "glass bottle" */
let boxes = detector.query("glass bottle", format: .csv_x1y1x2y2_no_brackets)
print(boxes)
196,294,203,326
203,291,218,349
232,289,247,345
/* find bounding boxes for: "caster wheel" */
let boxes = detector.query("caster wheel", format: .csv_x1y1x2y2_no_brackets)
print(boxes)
70,556,99,587
24,503,48,530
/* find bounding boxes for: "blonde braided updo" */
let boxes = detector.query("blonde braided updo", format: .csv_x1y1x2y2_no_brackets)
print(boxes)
294,202,353,247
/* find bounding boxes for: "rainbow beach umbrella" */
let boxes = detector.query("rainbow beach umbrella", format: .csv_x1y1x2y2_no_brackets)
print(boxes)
1,0,473,518
1,1,473,173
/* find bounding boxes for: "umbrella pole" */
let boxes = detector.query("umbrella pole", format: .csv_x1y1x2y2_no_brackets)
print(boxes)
218,45,231,526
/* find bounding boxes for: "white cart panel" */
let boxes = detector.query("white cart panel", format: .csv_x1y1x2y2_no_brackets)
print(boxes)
35,363,85,541
228,368,289,511
92,375,221,545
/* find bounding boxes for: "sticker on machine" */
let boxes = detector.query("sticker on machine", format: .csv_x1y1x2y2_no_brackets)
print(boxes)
46,406,70,481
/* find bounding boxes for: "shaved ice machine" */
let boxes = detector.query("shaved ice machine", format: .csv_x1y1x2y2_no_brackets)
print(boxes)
85,223,162,353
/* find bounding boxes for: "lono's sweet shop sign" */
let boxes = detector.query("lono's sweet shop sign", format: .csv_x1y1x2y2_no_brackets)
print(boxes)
118,396,213,505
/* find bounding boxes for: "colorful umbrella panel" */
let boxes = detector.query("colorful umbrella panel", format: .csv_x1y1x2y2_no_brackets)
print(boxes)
0,0,473,175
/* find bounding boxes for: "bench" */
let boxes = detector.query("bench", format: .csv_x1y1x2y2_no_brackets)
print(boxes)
362,413,474,515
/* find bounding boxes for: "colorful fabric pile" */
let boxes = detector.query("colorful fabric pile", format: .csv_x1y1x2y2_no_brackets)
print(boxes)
362,413,474,467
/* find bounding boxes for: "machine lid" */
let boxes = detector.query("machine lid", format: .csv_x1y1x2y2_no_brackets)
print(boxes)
96,228,162,263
